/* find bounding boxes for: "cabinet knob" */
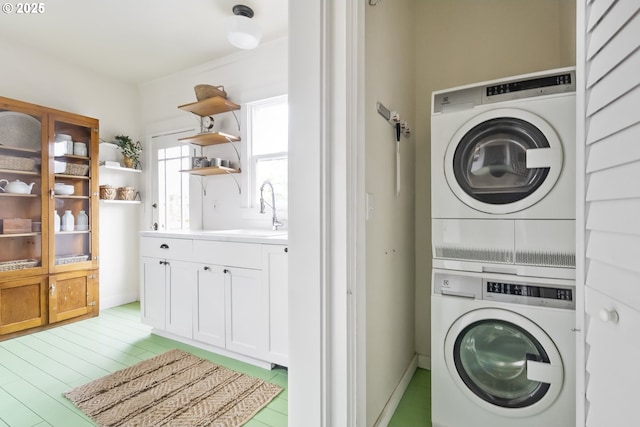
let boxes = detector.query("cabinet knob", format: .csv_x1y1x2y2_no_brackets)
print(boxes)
204,266,211,271
160,244,169,249
49,284,56,295
599,308,619,324
223,269,230,274
284,247,288,253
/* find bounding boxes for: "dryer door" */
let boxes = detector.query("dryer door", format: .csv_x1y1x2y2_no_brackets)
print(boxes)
444,308,564,417
444,109,563,214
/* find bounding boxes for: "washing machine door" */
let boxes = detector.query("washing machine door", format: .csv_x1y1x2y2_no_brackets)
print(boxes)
444,308,564,417
444,108,563,214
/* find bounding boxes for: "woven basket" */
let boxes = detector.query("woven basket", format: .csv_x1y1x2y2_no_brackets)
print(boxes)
0,259,38,271
194,84,227,101
99,185,116,200
64,163,89,176
0,155,36,171
117,186,135,201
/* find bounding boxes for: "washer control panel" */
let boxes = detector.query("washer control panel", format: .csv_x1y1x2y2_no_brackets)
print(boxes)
433,271,575,310
484,279,575,310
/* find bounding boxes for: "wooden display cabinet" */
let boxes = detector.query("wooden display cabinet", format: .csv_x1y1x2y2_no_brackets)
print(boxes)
0,96,100,340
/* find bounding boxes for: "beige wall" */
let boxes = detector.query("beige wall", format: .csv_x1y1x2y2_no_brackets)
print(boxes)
365,1,417,425
414,0,576,361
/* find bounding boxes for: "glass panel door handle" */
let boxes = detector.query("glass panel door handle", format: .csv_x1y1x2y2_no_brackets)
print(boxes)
526,147,562,169
526,359,562,384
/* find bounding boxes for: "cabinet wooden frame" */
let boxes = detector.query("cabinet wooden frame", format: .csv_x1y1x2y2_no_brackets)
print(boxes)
0,96,100,340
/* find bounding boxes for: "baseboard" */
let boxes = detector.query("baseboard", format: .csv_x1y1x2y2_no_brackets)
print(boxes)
100,293,139,310
374,354,419,427
417,354,431,370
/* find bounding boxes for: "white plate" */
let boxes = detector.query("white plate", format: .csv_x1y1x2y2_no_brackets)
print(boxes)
0,111,42,151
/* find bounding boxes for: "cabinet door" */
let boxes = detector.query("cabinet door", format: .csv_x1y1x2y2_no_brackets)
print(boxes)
140,256,166,329
0,276,47,335
48,269,97,323
225,267,267,358
585,287,640,427
263,245,289,366
166,260,197,338
194,264,226,347
0,98,48,279
48,112,99,273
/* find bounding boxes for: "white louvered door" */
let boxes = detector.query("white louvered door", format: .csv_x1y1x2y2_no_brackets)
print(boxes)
578,0,640,426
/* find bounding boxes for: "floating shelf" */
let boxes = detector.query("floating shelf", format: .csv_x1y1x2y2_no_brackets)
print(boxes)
178,96,240,117
180,166,239,176
99,164,142,173
178,132,241,146
100,199,142,204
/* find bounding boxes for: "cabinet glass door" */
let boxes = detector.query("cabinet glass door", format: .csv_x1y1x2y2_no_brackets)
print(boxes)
0,102,46,276
49,114,98,270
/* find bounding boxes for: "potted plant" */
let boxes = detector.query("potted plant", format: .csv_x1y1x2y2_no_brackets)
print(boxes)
114,135,142,169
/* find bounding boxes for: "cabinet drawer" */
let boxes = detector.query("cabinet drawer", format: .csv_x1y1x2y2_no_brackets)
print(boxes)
192,240,261,269
140,237,193,260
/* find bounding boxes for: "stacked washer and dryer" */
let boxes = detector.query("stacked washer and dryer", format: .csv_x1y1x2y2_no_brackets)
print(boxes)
430,68,577,427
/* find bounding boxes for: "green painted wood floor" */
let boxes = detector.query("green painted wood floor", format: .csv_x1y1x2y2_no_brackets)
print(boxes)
0,303,287,427
0,302,430,427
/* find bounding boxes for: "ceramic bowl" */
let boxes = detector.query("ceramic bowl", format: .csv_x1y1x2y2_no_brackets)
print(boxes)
54,183,74,195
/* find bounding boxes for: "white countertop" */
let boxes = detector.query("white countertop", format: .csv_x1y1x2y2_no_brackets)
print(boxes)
139,229,288,245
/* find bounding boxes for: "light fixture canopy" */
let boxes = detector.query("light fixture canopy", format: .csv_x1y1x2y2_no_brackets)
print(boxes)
226,4,262,50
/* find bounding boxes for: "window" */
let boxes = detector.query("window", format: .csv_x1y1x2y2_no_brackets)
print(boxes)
248,96,288,213
152,134,191,231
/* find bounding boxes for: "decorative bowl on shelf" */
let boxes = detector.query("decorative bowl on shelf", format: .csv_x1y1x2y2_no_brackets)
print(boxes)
54,183,74,195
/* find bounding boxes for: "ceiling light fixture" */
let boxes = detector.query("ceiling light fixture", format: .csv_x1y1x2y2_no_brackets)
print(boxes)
226,4,262,50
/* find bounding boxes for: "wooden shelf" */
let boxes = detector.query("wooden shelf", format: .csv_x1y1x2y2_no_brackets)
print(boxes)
54,195,90,200
0,193,38,198
55,174,90,180
178,96,240,117
100,164,142,173
178,132,240,146
0,145,40,155
0,232,40,238
180,166,239,176
0,168,39,176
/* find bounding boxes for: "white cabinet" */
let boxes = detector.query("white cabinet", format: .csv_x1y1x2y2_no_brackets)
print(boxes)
166,260,197,338
140,256,166,329
225,266,266,358
263,244,289,366
140,234,288,368
194,264,226,347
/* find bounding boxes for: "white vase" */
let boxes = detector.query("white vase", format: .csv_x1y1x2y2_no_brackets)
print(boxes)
62,210,74,232
54,211,61,232
76,210,88,231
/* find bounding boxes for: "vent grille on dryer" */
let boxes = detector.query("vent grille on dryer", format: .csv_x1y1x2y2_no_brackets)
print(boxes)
515,251,575,268
435,246,514,264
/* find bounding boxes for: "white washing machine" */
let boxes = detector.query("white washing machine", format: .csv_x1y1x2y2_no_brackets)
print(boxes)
431,68,576,279
431,268,575,427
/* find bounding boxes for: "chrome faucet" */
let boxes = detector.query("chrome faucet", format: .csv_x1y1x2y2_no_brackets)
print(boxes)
259,180,283,230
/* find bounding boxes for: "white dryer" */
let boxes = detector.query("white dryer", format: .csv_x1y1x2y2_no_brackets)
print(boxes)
431,268,575,427
431,68,576,279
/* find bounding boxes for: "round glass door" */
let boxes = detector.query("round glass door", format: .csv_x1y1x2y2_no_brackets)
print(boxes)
453,319,550,408
444,108,563,214
453,118,549,205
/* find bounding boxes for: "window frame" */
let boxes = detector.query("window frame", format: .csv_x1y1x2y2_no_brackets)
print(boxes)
245,94,289,213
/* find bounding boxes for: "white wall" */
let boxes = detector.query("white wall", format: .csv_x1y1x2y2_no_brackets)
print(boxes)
137,38,288,232
0,39,143,308
365,1,417,425
413,0,576,363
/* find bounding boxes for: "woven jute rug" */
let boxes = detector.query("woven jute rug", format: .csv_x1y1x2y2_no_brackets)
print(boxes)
63,349,283,427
